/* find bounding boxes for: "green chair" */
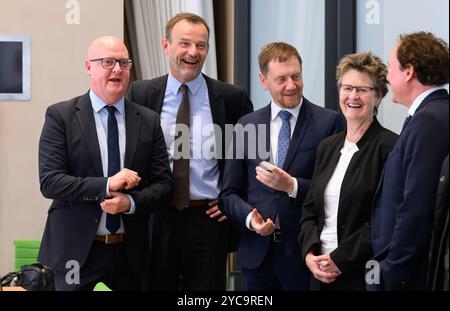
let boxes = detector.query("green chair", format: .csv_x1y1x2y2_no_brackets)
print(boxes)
14,240,112,291
226,253,241,291
14,240,41,271
93,282,112,291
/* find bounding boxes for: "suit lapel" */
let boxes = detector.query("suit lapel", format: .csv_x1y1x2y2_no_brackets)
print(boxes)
124,100,140,168
320,136,344,189
204,75,226,159
75,93,103,177
146,75,168,114
205,75,226,130
283,98,312,170
258,105,272,162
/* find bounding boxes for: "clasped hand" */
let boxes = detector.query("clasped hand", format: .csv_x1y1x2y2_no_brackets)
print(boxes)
305,251,342,284
103,168,141,214
109,168,141,191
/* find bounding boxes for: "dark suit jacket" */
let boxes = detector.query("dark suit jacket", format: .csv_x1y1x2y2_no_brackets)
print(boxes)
299,119,398,290
128,74,253,252
427,155,449,290
371,89,449,290
37,92,172,277
219,99,344,272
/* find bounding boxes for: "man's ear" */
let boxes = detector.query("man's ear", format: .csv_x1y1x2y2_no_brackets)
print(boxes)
259,72,269,90
85,60,91,76
162,37,169,56
404,64,415,83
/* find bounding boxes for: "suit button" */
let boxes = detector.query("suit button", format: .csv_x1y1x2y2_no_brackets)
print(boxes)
275,193,280,199
94,218,99,224
340,224,346,229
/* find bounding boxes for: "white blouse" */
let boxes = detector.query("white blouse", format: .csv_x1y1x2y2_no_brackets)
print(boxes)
320,139,359,255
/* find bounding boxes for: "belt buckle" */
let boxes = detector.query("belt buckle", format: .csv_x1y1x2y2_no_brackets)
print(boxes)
105,234,122,244
273,231,282,243
105,234,113,244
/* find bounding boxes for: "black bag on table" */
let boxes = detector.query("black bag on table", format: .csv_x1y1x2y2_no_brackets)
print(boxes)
0,263,55,291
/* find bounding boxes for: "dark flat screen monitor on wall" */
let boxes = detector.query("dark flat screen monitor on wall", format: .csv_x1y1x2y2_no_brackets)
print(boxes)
0,35,30,101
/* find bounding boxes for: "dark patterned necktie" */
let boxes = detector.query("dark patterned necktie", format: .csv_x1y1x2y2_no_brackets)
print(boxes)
106,105,120,233
170,84,190,210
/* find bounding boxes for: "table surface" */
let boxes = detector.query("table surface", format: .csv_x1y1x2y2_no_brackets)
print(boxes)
1,286,26,291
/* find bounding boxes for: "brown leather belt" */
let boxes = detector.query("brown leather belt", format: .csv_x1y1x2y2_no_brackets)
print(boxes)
95,234,124,244
186,199,211,208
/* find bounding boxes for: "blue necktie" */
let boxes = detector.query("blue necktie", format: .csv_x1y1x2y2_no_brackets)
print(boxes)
106,105,120,234
277,110,292,168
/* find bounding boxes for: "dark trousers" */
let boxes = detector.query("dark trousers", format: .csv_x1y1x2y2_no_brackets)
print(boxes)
55,241,140,291
149,205,228,291
241,240,310,291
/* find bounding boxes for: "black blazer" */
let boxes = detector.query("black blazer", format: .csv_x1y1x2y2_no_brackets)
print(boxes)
38,92,173,276
128,74,253,252
299,119,397,290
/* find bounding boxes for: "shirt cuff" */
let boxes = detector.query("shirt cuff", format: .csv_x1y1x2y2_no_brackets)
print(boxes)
123,195,136,215
287,177,298,198
106,177,111,197
245,211,254,231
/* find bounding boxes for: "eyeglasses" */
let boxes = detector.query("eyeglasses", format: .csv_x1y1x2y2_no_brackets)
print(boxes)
340,84,375,95
90,58,132,70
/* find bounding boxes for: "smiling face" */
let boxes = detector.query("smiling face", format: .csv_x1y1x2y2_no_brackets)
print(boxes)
339,69,381,124
86,36,130,105
387,44,411,107
162,19,209,83
259,56,303,109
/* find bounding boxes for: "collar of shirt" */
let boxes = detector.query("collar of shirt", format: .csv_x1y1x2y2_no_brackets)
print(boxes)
89,89,125,115
167,72,204,96
270,97,303,122
408,86,447,116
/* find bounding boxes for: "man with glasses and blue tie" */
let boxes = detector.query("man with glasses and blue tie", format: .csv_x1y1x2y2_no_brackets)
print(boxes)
38,36,172,290
219,42,343,290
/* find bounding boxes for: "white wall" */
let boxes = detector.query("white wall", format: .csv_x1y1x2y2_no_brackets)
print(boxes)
250,0,325,110
0,0,123,276
357,0,449,133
